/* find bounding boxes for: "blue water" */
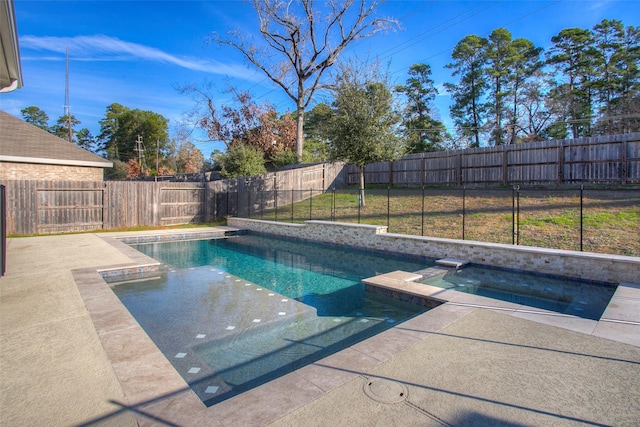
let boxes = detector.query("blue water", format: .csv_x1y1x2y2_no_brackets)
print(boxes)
113,234,431,405
130,234,432,316
420,266,616,320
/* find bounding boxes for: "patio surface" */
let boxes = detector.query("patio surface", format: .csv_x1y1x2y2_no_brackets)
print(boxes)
1,228,639,426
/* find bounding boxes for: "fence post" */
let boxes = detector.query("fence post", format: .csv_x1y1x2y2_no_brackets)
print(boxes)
516,185,521,245
247,183,251,219
215,186,219,221
357,189,361,224
511,186,515,245
309,188,313,220
580,185,584,251
291,188,294,223
260,191,263,220
387,185,391,230
332,187,336,222
462,186,466,240
101,182,107,230
621,140,628,185
275,188,278,221
502,147,509,185
421,185,425,237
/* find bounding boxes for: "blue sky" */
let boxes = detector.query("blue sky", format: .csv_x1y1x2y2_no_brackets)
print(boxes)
2,0,638,157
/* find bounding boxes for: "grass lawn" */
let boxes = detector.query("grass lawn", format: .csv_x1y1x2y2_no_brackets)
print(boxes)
251,186,640,257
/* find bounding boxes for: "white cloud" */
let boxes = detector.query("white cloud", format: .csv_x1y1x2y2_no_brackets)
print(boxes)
20,34,257,79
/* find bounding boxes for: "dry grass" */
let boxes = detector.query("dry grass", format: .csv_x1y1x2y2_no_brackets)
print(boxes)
254,186,640,257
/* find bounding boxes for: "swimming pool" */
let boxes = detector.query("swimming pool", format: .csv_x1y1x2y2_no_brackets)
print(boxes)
111,234,431,405
418,265,616,320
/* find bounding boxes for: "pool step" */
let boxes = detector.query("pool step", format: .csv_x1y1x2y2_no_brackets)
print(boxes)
436,258,470,269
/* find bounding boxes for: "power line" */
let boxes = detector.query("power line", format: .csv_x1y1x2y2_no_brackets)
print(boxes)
379,1,504,63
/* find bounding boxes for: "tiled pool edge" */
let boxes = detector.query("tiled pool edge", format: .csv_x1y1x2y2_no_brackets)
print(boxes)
72,228,473,426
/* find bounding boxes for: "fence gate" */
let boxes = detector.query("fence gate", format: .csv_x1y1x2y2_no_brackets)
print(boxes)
160,185,205,226
35,185,105,234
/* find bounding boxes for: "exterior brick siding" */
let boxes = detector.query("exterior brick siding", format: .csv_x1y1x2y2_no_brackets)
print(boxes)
0,162,105,181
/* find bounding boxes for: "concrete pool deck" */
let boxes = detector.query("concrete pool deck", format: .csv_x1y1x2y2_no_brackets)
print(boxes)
1,228,639,426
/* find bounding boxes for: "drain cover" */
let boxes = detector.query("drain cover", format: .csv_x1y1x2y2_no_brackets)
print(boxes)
363,378,408,403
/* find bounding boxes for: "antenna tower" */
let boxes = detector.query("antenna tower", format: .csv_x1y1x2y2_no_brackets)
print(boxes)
64,47,73,143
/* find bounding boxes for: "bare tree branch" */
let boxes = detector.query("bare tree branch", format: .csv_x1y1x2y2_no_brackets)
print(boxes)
213,0,398,161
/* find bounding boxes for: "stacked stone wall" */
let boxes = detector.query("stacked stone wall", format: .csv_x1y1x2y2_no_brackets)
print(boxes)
227,217,639,284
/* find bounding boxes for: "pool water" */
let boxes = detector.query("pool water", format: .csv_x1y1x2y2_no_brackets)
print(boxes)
419,266,616,320
112,234,431,405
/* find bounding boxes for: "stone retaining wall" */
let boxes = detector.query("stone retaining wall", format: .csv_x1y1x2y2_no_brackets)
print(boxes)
227,218,639,284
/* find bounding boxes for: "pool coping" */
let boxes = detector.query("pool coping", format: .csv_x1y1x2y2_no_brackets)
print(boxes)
73,228,640,426
363,269,640,344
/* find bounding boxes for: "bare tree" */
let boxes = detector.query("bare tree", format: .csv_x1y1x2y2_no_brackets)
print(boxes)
214,0,398,162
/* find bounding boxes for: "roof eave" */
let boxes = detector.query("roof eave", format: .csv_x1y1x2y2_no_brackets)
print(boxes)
0,155,113,169
0,0,23,93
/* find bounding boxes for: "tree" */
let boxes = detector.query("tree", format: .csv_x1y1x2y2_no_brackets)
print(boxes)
592,20,640,134
516,72,558,141
181,84,297,163
395,63,447,153
252,110,297,161
214,0,398,162
175,141,204,174
216,144,267,178
99,106,169,174
506,38,543,143
592,19,625,123
445,35,488,147
303,102,333,161
104,160,128,180
21,106,49,130
125,158,145,179
328,60,400,206
485,28,514,145
546,28,597,138
98,103,129,159
51,114,80,142
617,25,640,104
75,128,96,152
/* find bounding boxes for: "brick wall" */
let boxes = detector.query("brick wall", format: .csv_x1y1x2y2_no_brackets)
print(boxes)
0,162,104,181
227,218,639,285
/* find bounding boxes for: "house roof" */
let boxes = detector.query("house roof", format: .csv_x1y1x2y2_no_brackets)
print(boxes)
0,110,112,168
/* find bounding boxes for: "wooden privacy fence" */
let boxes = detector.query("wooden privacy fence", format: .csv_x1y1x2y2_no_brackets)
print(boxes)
207,162,346,218
1,163,347,235
348,133,640,186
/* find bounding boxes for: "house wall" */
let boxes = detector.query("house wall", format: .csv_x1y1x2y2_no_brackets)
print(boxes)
0,162,104,181
227,217,639,285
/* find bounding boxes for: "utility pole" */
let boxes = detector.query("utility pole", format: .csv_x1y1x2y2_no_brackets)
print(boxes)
134,135,145,175
155,139,159,182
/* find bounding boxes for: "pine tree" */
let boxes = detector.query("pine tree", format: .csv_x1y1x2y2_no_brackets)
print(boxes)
547,28,597,137
445,35,488,147
395,63,448,153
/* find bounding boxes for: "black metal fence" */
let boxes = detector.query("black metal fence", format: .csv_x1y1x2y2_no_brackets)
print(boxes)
1,185,6,277
230,185,639,256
